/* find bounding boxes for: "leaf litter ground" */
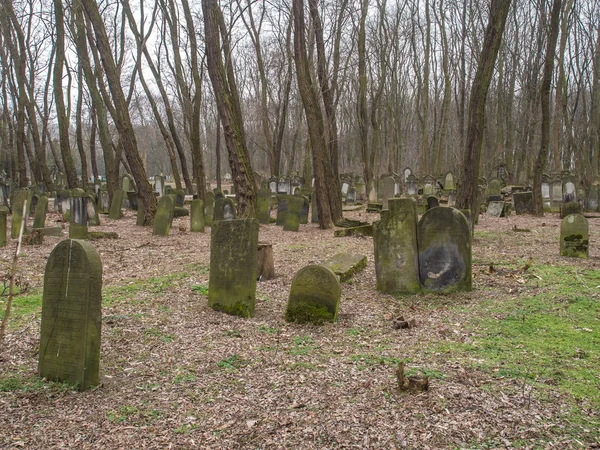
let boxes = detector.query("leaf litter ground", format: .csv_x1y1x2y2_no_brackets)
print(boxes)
1,207,599,449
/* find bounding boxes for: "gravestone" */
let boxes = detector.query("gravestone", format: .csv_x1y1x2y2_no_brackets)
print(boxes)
405,175,418,197
487,201,506,217
155,175,165,196
173,189,185,207
108,190,124,220
208,219,259,317
417,207,472,293
285,265,341,325
269,179,277,194
298,195,309,224
214,197,236,221
586,186,599,212
341,181,350,200
153,196,174,236
30,194,40,216
560,214,589,258
513,191,534,215
551,177,563,212
541,181,551,212
448,192,456,207
39,239,102,391
277,195,290,226
126,191,138,210
257,188,271,224
56,190,70,214
277,177,290,195
444,172,456,191
283,196,303,231
380,176,396,209
373,198,421,294
0,208,7,247
190,199,205,232
99,190,110,214
562,179,576,203
69,189,88,239
311,193,319,223
487,179,502,202
204,192,215,226
11,189,30,239
426,196,439,210
403,167,412,182
422,177,436,197
346,188,357,204
367,180,378,203
560,201,582,219
33,196,49,228
86,195,100,226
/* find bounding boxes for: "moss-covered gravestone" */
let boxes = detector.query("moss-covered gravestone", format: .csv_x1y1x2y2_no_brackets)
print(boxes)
173,189,185,207
560,214,589,258
276,195,290,225
39,239,102,391
208,218,258,317
153,195,174,236
33,196,49,228
0,207,7,246
560,202,582,219
215,198,236,221
417,207,472,293
373,198,421,294
285,265,341,325
109,189,124,219
513,191,534,215
11,189,30,239
283,196,303,231
257,188,271,224
487,178,502,202
190,199,205,232
87,195,100,226
69,189,88,239
99,190,110,214
204,192,215,226
298,196,309,224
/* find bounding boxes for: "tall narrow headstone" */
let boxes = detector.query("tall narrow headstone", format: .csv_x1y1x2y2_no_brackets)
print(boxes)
560,214,589,258
257,188,271,224
69,189,88,239
417,207,472,293
208,219,259,317
285,265,341,325
373,198,421,294
276,195,290,225
11,189,29,239
284,196,302,232
39,239,102,391
108,190,124,220
0,208,7,247
311,193,319,223
204,192,215,226
190,199,205,232
153,196,174,236
380,176,396,209
86,195,100,226
33,196,49,228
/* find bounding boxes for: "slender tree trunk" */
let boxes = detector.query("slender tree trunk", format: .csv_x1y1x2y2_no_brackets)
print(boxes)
89,107,99,181
75,66,89,187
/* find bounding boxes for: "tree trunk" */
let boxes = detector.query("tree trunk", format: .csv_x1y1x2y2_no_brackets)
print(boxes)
456,0,512,213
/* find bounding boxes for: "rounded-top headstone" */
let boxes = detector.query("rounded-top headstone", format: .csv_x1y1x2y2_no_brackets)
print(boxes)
285,265,341,325
417,207,472,293
560,214,589,258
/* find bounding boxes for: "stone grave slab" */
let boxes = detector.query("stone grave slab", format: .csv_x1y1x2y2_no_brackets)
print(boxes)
190,199,205,232
513,192,534,215
322,253,367,282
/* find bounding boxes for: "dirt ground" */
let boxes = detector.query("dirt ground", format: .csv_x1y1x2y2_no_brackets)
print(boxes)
0,204,599,449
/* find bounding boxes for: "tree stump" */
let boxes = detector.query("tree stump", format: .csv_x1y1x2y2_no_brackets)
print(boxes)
257,243,275,281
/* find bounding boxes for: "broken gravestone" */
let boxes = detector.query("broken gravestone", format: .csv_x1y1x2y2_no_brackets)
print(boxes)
560,214,589,258
417,207,472,293
285,265,341,325
208,218,259,317
39,239,102,391
322,253,367,282
33,196,49,229
108,189,124,220
373,198,421,294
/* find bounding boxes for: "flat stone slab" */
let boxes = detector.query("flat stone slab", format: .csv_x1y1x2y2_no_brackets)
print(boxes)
33,226,64,237
322,253,367,282
333,224,373,237
342,205,364,212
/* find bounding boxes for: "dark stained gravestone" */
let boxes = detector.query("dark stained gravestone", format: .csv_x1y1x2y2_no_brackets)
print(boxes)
190,199,205,232
311,193,319,223
69,189,88,239
87,195,101,226
56,189,70,214
560,201,583,219
586,185,599,211
173,189,186,207
0,207,7,247
33,196,49,228
283,196,303,231
39,239,102,391
208,218,259,317
126,191,139,210
426,195,439,210
204,192,215,226
560,214,589,258
373,198,421,295
285,265,341,325
108,189,124,219
417,207,472,293
214,197,237,221
298,196,309,224
257,188,272,224
346,188,357,204
11,188,30,239
276,195,290,226
513,191,535,215
153,195,174,236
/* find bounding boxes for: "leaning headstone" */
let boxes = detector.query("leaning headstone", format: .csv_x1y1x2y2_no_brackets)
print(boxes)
208,219,259,317
33,196,49,228
0,208,7,247
153,196,174,236
108,190,124,220
322,253,367,282
560,214,589,258
155,175,165,196
373,198,421,294
512,191,535,215
257,188,271,224
11,189,29,239
285,265,341,325
417,207,472,293
486,201,506,217
69,189,88,239
190,199,205,232
204,192,215,226
38,239,102,391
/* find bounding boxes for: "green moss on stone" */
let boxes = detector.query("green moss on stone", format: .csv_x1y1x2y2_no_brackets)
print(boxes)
211,302,251,318
86,231,119,240
285,301,334,325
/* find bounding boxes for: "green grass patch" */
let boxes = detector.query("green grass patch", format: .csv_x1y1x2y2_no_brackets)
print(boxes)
217,354,243,371
0,291,42,330
258,324,279,334
191,284,209,296
289,335,317,355
0,374,75,393
349,354,400,369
